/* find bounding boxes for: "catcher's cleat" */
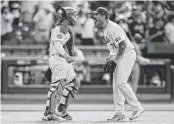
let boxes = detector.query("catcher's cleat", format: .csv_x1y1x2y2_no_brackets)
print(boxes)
53,110,72,120
129,108,145,120
42,114,59,121
107,112,126,121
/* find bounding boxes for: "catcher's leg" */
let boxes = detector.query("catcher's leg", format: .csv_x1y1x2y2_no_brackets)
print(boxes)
43,63,67,121
60,64,80,109
54,64,80,120
44,79,65,115
59,76,80,108
42,80,60,121
54,76,80,120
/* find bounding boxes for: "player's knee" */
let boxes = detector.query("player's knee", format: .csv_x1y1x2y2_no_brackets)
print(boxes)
66,77,80,94
47,86,57,99
117,82,127,89
48,86,56,94
57,82,65,96
70,77,80,92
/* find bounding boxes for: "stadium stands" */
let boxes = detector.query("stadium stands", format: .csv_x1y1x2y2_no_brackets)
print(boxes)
1,1,174,98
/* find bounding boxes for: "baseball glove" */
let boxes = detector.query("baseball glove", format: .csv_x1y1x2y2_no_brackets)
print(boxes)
45,68,52,82
104,60,116,73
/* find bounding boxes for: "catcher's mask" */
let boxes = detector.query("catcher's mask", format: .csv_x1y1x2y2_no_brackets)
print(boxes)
56,7,76,26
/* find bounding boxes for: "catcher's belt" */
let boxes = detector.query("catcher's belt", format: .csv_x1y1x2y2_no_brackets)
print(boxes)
103,60,116,74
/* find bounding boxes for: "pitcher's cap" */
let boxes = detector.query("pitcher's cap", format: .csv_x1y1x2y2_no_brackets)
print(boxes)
91,7,109,19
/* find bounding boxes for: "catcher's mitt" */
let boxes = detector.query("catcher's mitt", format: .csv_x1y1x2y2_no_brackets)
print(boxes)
45,68,52,82
104,60,116,73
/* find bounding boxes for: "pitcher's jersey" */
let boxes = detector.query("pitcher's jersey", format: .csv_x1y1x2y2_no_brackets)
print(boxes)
49,24,74,56
104,20,134,56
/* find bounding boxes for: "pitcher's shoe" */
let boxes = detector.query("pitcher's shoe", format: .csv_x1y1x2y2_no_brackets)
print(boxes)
129,108,145,120
53,110,72,120
107,112,126,121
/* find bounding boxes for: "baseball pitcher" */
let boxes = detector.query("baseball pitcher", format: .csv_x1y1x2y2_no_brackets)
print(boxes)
42,7,80,121
92,7,144,121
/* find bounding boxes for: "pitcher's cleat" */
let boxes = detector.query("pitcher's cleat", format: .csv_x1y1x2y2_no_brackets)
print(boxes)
107,112,126,121
53,110,72,120
129,108,145,120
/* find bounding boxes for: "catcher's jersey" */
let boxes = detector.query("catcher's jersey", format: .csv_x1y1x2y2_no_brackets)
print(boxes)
49,24,74,56
104,20,134,56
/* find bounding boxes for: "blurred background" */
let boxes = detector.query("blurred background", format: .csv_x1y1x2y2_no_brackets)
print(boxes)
1,0,174,102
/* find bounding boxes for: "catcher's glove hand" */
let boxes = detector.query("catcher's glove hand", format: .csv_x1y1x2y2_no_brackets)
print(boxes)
104,60,116,73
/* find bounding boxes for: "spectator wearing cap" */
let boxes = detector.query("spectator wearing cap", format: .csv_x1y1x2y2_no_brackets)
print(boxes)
21,1,39,23
149,18,165,42
33,3,55,43
1,6,14,44
116,15,131,39
164,15,174,44
114,2,132,21
160,1,174,16
151,2,165,20
9,1,21,29
128,8,146,41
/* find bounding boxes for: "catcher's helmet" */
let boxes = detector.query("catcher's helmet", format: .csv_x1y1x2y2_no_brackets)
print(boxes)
56,7,76,26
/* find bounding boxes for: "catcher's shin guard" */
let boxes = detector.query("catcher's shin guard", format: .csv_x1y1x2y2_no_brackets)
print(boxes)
58,77,80,111
44,79,63,116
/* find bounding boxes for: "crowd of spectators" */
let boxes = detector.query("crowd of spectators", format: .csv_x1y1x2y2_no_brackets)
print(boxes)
1,1,173,87
1,1,174,45
107,1,174,44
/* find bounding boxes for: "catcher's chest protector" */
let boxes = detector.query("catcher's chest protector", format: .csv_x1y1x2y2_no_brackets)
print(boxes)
57,24,74,57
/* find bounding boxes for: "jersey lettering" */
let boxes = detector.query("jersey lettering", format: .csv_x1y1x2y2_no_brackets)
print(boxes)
115,36,121,42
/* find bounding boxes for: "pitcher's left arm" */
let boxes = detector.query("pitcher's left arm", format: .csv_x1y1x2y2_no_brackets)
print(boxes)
118,40,127,56
108,29,127,62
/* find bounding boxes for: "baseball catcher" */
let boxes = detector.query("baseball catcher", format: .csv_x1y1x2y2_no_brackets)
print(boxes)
42,7,80,121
